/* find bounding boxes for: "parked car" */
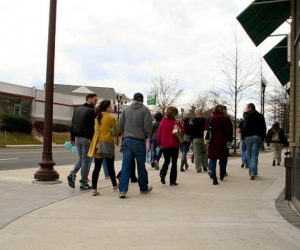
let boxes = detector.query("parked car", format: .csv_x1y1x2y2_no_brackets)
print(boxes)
228,138,240,149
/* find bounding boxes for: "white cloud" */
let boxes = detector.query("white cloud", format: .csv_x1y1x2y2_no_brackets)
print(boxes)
0,0,289,115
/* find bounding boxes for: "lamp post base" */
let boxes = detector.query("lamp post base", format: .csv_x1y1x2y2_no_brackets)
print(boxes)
34,161,60,182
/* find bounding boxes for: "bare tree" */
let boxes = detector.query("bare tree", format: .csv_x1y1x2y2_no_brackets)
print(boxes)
219,30,257,153
265,85,290,133
149,76,184,112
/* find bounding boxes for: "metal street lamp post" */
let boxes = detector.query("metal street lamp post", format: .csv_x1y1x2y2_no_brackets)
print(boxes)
180,108,184,121
33,0,60,183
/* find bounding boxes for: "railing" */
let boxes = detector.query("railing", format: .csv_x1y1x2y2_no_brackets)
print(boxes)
34,121,45,135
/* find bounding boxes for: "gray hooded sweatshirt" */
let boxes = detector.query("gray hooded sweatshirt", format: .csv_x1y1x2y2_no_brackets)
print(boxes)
119,102,153,141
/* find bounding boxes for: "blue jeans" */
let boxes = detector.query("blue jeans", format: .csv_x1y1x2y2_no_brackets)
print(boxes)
241,140,248,166
245,135,262,177
150,139,162,163
102,159,109,178
119,138,149,193
70,137,92,185
208,158,226,181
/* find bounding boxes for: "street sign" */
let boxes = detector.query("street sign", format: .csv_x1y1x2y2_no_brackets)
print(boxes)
147,95,156,105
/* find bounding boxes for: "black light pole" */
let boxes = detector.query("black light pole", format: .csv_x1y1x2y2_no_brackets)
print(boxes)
116,94,122,145
180,108,184,121
34,0,60,183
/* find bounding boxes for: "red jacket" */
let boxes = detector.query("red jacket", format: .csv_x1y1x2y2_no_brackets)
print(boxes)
156,118,182,149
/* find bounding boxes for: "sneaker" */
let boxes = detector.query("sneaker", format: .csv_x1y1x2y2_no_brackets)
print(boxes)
141,185,153,194
80,183,91,190
203,168,208,172
67,174,75,188
119,192,126,199
241,162,245,168
151,161,157,168
250,176,255,180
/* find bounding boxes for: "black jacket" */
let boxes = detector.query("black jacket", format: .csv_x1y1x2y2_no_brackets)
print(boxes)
266,127,287,146
190,117,206,139
243,110,266,140
70,103,95,141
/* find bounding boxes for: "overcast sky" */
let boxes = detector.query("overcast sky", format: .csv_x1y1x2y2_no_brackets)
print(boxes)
0,0,289,110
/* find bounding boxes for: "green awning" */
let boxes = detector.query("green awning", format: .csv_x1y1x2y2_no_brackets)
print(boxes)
237,0,290,46
263,36,290,86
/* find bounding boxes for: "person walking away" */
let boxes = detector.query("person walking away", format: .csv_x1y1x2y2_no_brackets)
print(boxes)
68,94,97,190
243,103,266,180
238,114,248,168
266,122,287,166
150,112,163,170
87,100,119,196
221,105,233,176
190,108,208,172
157,106,183,186
206,105,232,185
118,93,153,199
180,116,192,171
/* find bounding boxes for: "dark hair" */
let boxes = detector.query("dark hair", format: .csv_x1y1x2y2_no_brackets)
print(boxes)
86,93,97,101
165,106,178,119
96,100,111,124
273,122,280,128
214,105,223,114
154,112,163,122
247,103,256,111
183,116,190,125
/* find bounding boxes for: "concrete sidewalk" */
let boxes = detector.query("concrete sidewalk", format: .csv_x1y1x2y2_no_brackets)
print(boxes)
0,152,300,250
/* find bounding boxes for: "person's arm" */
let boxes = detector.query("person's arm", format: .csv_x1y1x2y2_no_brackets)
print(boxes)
144,109,153,138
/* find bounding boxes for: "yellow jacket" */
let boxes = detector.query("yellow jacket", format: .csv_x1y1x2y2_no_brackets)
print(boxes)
88,112,119,158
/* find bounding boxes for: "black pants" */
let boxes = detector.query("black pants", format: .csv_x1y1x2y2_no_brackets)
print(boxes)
116,157,137,181
92,157,117,189
160,147,179,184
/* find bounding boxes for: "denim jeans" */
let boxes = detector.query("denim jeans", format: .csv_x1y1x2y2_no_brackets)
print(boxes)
208,158,226,181
70,137,92,185
102,158,109,178
245,135,262,177
241,140,248,166
119,138,149,193
150,139,162,163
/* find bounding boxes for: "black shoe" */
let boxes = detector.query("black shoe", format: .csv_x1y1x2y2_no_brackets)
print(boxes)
250,176,255,180
131,177,138,183
180,168,185,172
170,182,178,186
241,162,245,168
203,168,208,172
277,162,280,166
80,183,91,190
272,160,275,166
67,174,75,188
213,179,219,185
220,174,224,181
160,176,166,184
208,171,212,179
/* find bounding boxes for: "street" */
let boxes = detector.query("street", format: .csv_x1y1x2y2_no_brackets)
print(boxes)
0,147,123,171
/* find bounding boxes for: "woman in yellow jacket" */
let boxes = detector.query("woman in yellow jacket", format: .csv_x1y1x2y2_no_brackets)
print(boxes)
88,100,119,196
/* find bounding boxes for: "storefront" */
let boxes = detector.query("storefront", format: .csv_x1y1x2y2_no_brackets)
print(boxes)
0,93,32,118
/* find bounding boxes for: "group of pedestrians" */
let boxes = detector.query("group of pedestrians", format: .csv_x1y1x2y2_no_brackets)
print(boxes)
66,92,283,198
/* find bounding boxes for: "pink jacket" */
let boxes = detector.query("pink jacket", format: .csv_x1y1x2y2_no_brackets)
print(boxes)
156,118,182,149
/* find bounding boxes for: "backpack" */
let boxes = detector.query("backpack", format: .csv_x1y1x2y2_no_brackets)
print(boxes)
271,129,280,142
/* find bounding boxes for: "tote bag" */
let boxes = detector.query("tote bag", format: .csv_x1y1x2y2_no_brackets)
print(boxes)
97,141,115,158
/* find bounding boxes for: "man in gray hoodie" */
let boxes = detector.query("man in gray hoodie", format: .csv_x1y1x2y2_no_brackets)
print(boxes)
118,92,153,198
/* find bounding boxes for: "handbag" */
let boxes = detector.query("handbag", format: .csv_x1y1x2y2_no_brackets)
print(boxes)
97,141,115,158
172,122,183,143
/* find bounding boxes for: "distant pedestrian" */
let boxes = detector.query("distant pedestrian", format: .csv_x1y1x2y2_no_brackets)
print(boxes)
190,108,208,172
243,103,266,180
266,122,287,166
157,106,183,186
150,111,163,169
206,105,232,185
180,116,192,171
118,93,153,198
238,114,248,168
221,105,233,176
68,94,98,190
88,100,119,196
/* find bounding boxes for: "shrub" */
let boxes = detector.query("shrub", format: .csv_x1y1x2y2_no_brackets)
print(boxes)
0,113,33,134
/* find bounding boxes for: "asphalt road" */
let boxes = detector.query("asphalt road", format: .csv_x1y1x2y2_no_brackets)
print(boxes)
0,147,123,171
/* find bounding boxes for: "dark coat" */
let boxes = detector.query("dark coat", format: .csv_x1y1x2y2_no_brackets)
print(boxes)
266,127,287,146
70,103,95,141
206,112,233,160
243,110,266,140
